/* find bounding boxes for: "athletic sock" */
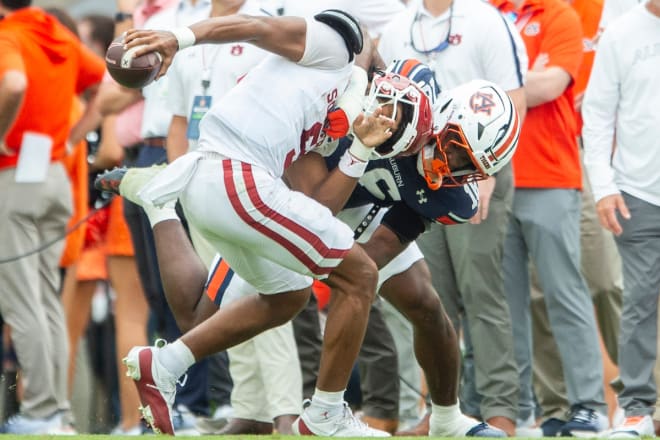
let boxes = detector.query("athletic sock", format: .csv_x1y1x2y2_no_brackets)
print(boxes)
157,339,196,380
143,200,179,228
308,389,346,419
431,402,477,436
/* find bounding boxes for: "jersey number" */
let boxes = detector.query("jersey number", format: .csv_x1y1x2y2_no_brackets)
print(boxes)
284,122,325,170
360,168,402,203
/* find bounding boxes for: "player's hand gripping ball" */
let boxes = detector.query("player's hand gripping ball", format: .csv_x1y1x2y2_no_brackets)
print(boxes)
105,34,162,88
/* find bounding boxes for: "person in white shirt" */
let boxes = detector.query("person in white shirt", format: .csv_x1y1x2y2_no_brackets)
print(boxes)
597,0,640,29
377,0,527,435
165,0,301,434
582,1,660,437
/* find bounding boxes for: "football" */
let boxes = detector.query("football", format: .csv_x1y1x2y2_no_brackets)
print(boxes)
105,35,162,88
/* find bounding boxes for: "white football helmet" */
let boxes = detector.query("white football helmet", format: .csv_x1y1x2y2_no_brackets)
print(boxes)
362,70,433,159
418,79,520,190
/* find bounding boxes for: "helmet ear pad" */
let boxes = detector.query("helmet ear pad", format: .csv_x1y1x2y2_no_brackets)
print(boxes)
314,9,363,62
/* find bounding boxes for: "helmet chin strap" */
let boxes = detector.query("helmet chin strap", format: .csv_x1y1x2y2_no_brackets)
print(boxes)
417,144,449,190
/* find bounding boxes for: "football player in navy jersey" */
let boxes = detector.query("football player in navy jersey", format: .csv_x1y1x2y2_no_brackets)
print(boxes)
98,55,519,436
281,63,519,436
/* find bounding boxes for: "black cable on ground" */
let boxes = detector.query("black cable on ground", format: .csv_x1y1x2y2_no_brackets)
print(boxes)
0,194,114,265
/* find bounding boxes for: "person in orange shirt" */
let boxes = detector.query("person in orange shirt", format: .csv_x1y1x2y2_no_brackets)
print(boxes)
0,0,105,435
490,0,609,435
526,0,624,432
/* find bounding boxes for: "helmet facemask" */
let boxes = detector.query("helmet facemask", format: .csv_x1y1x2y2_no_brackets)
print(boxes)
419,123,488,190
362,72,430,159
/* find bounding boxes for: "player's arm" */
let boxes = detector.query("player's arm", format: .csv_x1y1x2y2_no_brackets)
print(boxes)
285,152,355,215
125,10,362,78
190,15,307,61
125,15,305,67
286,107,396,215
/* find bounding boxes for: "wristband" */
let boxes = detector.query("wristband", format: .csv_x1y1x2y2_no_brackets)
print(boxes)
348,136,372,162
338,149,368,178
171,27,196,50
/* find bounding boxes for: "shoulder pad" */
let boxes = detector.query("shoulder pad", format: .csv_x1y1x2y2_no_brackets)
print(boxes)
314,9,363,62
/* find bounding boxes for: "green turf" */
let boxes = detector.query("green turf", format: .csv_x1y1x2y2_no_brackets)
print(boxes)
0,436,562,440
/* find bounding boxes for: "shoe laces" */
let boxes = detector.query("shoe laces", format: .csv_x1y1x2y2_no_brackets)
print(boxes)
336,403,370,430
570,407,597,424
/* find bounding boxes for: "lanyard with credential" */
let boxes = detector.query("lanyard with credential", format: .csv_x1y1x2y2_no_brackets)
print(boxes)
200,45,223,95
187,46,221,141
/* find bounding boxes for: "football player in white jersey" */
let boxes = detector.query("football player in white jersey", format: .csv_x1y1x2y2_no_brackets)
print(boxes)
96,11,415,437
164,0,305,435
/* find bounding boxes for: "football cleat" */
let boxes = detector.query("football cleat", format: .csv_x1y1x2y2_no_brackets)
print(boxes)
123,340,177,435
292,400,390,437
94,164,166,205
94,167,127,196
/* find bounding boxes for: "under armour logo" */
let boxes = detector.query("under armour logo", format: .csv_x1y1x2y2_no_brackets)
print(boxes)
416,189,428,204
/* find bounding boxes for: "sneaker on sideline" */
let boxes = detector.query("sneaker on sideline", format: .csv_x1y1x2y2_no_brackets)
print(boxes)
195,404,234,434
110,423,144,435
0,412,62,434
292,399,390,437
430,412,507,437
541,417,567,437
560,405,609,437
516,414,543,438
123,340,178,435
173,405,200,436
47,423,78,436
609,415,655,438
